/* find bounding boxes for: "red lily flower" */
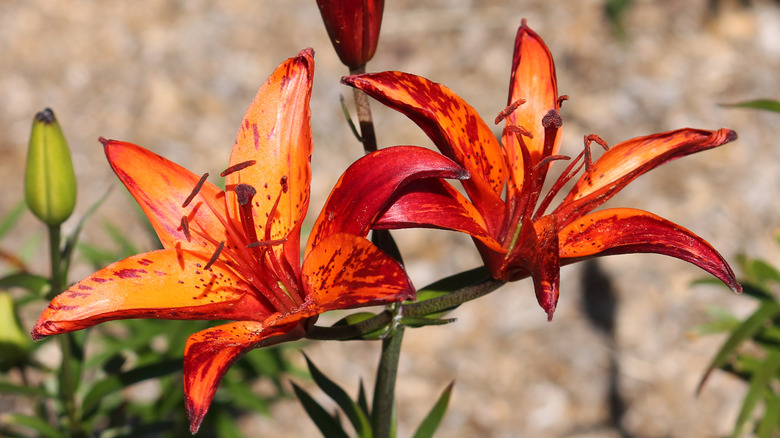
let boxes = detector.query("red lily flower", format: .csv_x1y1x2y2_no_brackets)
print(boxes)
30,49,466,433
343,21,741,320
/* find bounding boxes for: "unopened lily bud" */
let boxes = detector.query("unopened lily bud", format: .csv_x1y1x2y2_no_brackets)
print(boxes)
25,108,77,226
0,292,31,371
315,0,384,70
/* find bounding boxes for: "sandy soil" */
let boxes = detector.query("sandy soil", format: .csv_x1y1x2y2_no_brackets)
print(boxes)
2,0,780,436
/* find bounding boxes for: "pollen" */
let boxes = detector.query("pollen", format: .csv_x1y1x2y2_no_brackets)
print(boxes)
180,215,191,242
183,173,209,208
220,160,257,177
204,241,225,270
495,99,526,125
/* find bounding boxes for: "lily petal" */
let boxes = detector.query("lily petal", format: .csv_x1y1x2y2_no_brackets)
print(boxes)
104,140,227,253
374,178,503,252
302,233,415,309
31,249,275,339
184,319,304,434
342,72,507,233
503,22,560,167
558,208,741,293
554,128,737,226
307,146,468,251
225,49,314,248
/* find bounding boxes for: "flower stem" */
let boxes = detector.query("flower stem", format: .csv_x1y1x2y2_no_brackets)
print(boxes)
47,224,84,437
349,65,377,153
372,323,404,438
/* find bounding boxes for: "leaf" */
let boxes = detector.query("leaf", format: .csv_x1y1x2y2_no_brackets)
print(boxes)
412,382,454,438
732,348,780,437
303,354,372,438
214,408,245,438
738,255,780,286
756,390,780,438
81,357,182,417
399,316,457,328
698,300,780,394
291,381,350,438
4,414,61,438
722,99,780,114
692,307,740,336
221,378,271,415
0,272,49,296
60,188,112,279
357,378,370,417
0,200,26,240
0,380,51,398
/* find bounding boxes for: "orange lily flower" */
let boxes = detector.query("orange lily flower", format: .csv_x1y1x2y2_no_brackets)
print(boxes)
30,49,466,433
343,21,741,320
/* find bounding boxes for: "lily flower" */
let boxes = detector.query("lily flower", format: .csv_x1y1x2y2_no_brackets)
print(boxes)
30,49,466,433
343,21,741,320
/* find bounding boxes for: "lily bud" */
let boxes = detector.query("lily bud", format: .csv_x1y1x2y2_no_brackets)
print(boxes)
25,108,77,226
0,292,31,371
315,0,384,70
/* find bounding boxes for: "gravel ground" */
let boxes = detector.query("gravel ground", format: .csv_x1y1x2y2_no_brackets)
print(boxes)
2,0,780,436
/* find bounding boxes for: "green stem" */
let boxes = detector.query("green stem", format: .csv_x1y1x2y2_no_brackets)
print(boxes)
47,225,83,436
349,65,377,154
372,323,404,438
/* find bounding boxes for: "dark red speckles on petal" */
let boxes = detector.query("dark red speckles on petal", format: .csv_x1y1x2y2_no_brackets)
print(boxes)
92,277,111,283
138,258,154,266
113,268,147,279
77,284,93,291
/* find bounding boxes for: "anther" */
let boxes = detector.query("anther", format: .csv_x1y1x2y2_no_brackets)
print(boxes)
204,241,225,270
557,95,569,108
507,124,533,139
247,238,287,248
98,137,109,146
220,160,257,177
180,216,191,242
541,109,562,129
583,134,609,174
534,154,570,172
495,99,526,124
183,173,209,208
280,175,288,194
235,184,257,206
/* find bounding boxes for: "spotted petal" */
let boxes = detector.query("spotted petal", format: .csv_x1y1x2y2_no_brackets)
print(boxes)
30,249,275,339
558,208,741,293
225,49,314,252
307,146,468,252
343,72,507,234
104,140,227,253
554,128,737,226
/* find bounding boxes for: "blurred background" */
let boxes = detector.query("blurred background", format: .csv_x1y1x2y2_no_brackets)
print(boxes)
2,0,780,436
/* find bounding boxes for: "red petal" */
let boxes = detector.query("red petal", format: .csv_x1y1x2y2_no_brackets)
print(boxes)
558,208,741,293
225,49,314,255
374,178,503,252
307,146,468,252
503,23,560,168
554,128,737,226
184,319,304,433
104,140,227,252
30,249,275,339
342,72,507,233
302,233,415,309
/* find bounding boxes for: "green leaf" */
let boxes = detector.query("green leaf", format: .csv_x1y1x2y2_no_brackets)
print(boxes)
60,188,112,278
303,354,372,438
214,408,245,438
698,300,780,394
412,382,454,438
0,380,51,398
756,390,780,438
221,378,271,415
692,307,740,336
357,379,369,417
291,381,350,438
0,273,49,296
81,357,182,417
722,99,780,114
399,316,457,328
733,348,780,437
0,201,26,240
4,414,61,438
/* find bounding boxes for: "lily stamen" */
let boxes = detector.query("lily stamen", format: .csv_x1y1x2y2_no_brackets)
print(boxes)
204,241,225,270
180,215,191,242
183,173,209,208
220,160,257,177
507,124,534,139
495,99,526,124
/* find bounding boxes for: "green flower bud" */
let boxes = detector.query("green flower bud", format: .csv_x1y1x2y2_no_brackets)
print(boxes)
25,108,77,226
0,292,31,371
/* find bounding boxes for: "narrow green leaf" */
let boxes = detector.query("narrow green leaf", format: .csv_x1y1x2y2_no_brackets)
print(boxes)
214,408,245,438
756,390,780,438
698,300,780,394
5,414,61,438
291,381,350,438
81,357,182,416
0,201,26,240
722,99,780,114
0,381,51,398
357,378,370,417
221,378,271,415
733,348,780,437
399,316,457,328
0,273,49,296
692,307,740,336
412,382,454,438
303,354,372,438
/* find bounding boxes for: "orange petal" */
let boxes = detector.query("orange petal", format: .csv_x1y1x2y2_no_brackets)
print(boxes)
225,49,314,247
31,249,275,339
503,22,560,168
184,319,304,433
302,233,415,309
104,140,228,252
554,128,737,226
307,146,469,252
558,208,741,293
342,72,507,232
374,178,503,252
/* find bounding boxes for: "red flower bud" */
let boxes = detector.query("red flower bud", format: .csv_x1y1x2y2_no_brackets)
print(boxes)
316,0,384,70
